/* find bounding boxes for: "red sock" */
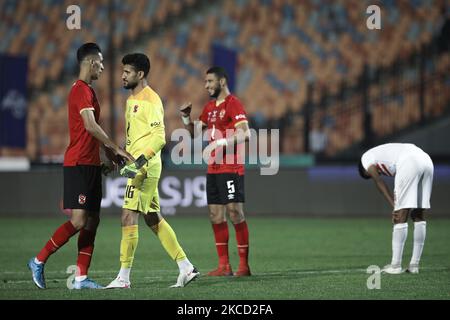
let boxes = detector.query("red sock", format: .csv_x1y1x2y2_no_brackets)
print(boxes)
36,221,78,263
212,222,229,266
233,221,249,268
76,229,96,277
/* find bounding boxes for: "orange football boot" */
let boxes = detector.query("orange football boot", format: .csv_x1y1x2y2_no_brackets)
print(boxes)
207,264,233,276
234,265,251,277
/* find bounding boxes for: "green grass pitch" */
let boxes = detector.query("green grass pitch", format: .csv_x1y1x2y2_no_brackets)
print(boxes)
0,216,449,300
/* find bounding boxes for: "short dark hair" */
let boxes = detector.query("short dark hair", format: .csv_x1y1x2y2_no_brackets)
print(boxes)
77,42,102,63
206,66,228,81
122,53,150,77
358,160,371,179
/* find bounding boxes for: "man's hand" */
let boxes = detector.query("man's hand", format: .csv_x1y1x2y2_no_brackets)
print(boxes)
179,102,192,117
120,154,148,178
202,141,216,164
101,161,115,176
115,147,134,163
202,139,227,164
104,146,127,167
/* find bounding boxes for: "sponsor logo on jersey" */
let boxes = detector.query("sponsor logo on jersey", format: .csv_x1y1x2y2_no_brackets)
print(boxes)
235,114,246,120
150,121,161,127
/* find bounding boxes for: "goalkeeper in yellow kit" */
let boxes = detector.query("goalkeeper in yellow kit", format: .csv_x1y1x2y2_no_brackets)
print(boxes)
106,53,199,288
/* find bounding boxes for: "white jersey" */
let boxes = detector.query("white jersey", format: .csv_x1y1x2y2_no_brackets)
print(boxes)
361,143,423,177
361,143,434,210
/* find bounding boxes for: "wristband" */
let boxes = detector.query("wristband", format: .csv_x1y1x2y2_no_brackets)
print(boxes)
134,154,148,169
216,138,228,147
182,115,191,125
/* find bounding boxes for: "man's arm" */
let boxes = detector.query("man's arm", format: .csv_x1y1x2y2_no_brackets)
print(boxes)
80,109,134,161
217,121,251,146
119,124,165,179
367,165,395,208
144,104,166,160
119,103,166,179
179,102,206,138
144,124,165,160
202,121,251,162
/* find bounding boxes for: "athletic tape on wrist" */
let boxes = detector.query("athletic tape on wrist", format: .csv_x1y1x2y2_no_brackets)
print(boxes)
182,116,191,125
216,138,228,147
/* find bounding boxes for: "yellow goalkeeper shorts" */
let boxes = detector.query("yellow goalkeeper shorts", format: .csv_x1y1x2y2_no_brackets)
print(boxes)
122,173,160,214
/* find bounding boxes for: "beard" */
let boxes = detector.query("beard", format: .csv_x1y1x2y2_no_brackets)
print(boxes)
123,81,138,90
91,72,101,80
209,86,221,98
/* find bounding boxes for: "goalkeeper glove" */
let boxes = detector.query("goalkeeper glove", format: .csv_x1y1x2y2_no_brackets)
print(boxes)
120,154,148,178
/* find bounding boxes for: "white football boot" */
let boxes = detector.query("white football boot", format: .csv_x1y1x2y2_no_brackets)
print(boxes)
105,276,131,289
381,264,403,274
405,264,419,274
170,267,200,288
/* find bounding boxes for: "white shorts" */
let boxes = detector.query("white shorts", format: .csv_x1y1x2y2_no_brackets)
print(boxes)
394,150,434,211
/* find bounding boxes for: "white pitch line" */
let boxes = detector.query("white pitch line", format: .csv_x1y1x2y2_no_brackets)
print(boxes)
261,266,449,276
262,268,368,276
0,269,175,275
1,266,448,286
1,266,448,277
1,276,168,285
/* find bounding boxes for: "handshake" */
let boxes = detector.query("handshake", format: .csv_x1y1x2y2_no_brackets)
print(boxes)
119,154,148,178
102,146,148,179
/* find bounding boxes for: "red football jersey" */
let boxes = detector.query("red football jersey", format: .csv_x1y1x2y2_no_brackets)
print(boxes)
63,80,101,166
199,94,248,174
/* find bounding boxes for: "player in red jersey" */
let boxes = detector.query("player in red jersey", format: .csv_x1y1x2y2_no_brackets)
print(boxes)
180,66,252,276
27,43,133,290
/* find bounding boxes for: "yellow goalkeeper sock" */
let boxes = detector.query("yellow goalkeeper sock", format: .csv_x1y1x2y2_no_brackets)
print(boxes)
155,219,186,262
120,225,139,269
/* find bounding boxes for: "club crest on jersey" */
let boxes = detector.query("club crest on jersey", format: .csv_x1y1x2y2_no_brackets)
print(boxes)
209,110,218,122
78,194,86,205
133,105,139,113
219,109,226,120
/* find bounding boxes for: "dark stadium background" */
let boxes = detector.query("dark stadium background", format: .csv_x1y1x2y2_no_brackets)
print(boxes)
0,0,449,301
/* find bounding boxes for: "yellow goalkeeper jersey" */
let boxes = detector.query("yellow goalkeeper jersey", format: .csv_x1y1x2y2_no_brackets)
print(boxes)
125,85,165,177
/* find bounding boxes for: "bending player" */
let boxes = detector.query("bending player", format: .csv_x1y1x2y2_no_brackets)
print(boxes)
358,143,433,274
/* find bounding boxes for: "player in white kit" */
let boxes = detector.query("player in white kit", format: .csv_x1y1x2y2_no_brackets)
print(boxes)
358,143,434,274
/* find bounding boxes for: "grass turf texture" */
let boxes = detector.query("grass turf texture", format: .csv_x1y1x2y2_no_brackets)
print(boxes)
0,216,449,300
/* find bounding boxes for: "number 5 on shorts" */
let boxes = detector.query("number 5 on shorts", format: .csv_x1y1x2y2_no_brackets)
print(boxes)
227,180,235,194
